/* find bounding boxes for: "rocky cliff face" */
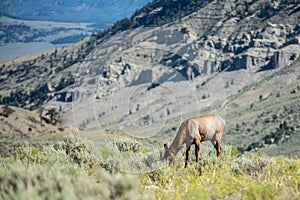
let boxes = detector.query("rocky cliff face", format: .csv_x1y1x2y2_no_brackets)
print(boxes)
0,0,299,135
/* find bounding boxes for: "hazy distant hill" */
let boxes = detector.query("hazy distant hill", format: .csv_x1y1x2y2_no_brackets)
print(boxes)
0,15,106,61
0,0,151,61
0,0,151,23
1,0,300,157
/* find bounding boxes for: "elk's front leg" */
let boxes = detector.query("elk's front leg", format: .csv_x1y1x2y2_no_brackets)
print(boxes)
217,140,222,158
185,145,191,168
195,140,200,163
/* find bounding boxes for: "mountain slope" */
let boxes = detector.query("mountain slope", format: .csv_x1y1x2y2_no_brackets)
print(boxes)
223,58,300,156
0,0,299,156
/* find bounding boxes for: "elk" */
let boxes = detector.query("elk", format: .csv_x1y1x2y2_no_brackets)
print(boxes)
163,114,225,168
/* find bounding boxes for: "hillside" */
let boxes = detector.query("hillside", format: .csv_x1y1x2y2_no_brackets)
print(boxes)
0,105,75,156
224,58,300,156
0,0,300,157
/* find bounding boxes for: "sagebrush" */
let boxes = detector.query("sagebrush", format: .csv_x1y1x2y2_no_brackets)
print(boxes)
0,134,300,200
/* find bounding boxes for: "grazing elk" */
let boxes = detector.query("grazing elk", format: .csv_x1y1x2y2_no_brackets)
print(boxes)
163,114,225,168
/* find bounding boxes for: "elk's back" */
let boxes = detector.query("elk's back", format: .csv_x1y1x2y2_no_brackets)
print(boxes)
191,114,225,141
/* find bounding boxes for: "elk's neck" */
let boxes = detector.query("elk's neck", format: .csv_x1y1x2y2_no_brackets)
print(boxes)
168,127,186,158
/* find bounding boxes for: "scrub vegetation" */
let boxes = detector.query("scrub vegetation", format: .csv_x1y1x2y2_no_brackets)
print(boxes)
1,134,299,199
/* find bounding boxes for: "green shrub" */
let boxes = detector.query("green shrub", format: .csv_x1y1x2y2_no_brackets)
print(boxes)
91,170,139,199
0,161,141,200
14,134,101,171
100,156,121,174
100,148,163,173
53,134,100,169
98,146,116,159
0,135,143,200
0,163,77,200
112,138,146,153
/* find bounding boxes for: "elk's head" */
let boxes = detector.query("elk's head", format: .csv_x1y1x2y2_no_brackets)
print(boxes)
163,143,174,164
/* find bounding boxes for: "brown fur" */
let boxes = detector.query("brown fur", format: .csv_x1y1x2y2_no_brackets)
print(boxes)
163,114,225,168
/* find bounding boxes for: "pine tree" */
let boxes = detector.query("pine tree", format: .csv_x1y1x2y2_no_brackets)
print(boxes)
1,105,15,118
46,108,59,125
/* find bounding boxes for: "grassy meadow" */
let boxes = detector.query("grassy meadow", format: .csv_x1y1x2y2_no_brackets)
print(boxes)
1,133,300,199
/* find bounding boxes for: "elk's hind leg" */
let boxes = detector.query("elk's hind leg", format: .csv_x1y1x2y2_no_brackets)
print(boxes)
212,139,222,158
216,140,222,158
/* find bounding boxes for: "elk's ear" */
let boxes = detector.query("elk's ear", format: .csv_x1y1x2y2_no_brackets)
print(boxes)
164,143,168,150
